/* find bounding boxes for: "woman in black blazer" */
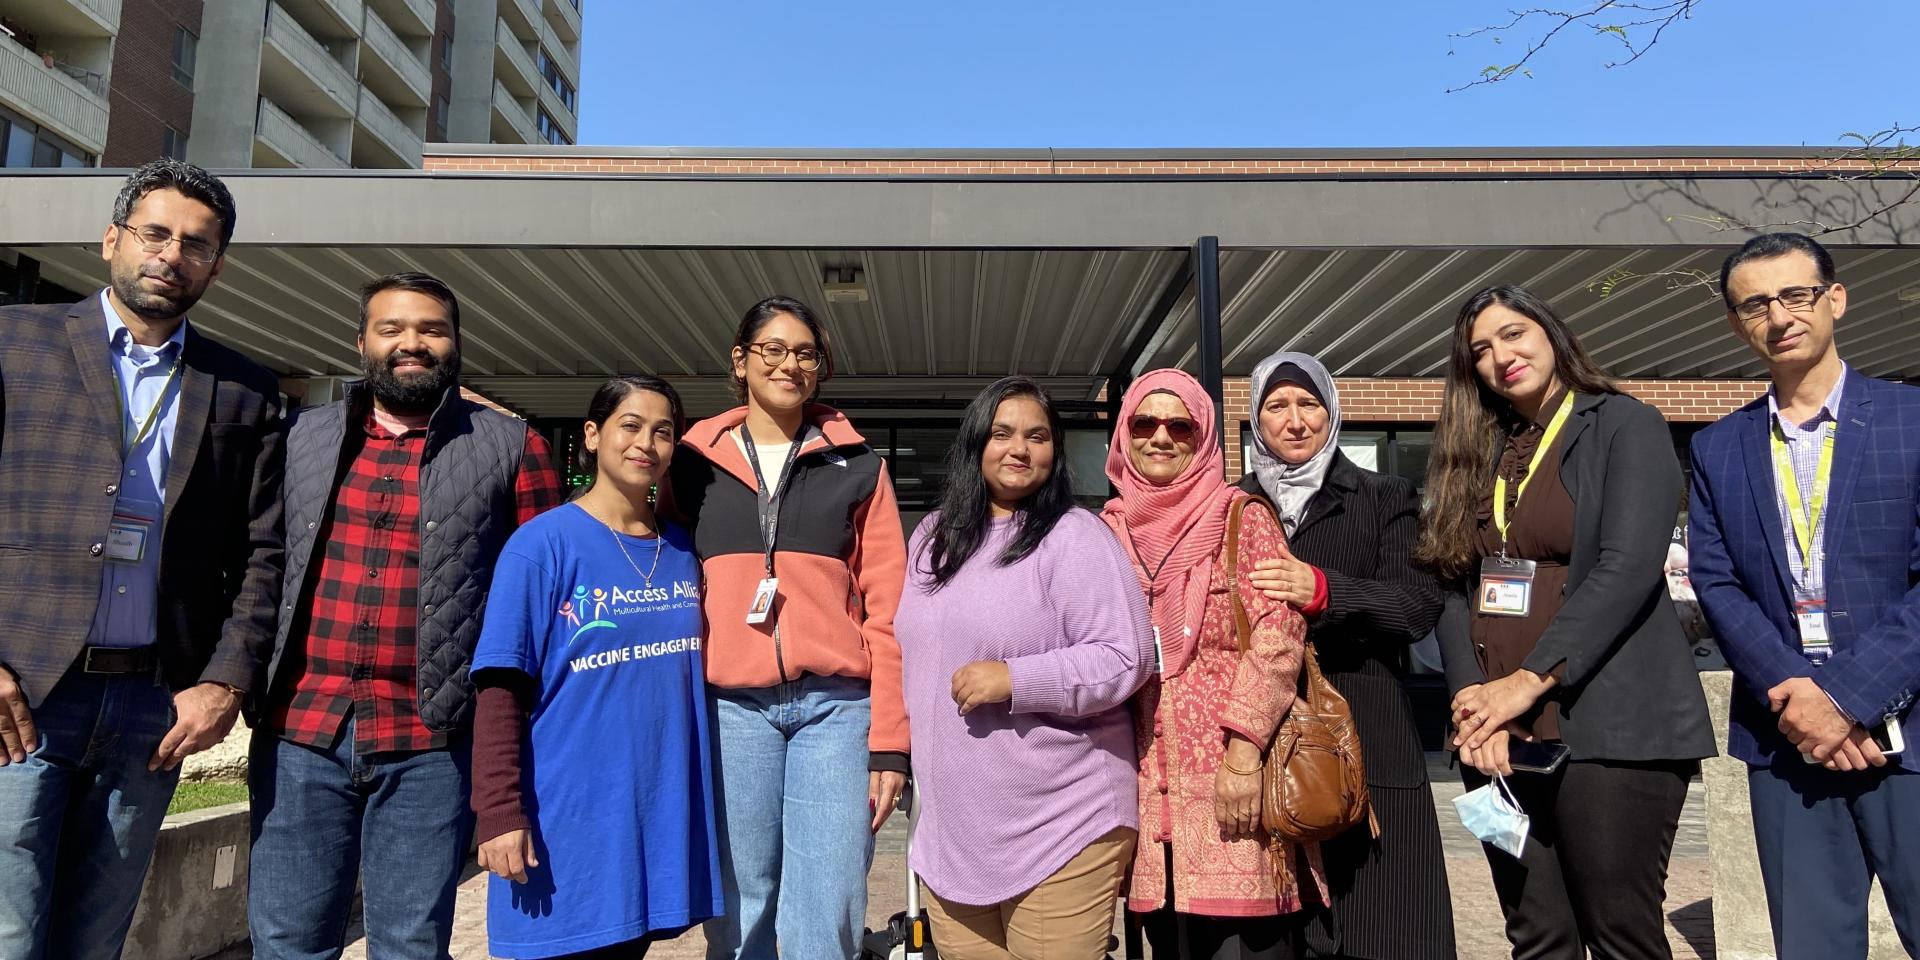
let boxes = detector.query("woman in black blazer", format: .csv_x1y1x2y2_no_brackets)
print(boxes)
1239,351,1456,960
1420,285,1715,960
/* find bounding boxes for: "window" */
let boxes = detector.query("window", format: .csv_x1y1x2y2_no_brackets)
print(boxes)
539,51,576,112
433,95,448,138
171,27,197,88
162,125,188,160
439,33,451,73
535,108,571,145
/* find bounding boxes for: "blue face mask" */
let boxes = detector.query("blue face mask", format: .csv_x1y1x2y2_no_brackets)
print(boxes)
1453,774,1530,858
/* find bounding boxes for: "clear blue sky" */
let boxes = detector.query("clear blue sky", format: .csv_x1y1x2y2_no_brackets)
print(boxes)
577,1,1914,149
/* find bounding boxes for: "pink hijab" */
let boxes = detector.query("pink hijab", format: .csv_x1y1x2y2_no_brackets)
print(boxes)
1102,370,1238,678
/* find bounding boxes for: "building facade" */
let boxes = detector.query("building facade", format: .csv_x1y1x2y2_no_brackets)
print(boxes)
0,0,581,170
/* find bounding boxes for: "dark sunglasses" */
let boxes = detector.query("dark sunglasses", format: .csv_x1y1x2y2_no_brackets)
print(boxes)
1128,415,1198,442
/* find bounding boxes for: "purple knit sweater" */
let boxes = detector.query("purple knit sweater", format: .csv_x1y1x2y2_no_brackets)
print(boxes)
898,507,1154,905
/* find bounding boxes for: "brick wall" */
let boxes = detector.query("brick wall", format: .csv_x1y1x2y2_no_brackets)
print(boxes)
423,152,1879,178
103,0,203,167
1220,376,1766,477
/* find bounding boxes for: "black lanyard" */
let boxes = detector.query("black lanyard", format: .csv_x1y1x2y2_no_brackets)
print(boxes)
1129,521,1198,619
741,430,806,576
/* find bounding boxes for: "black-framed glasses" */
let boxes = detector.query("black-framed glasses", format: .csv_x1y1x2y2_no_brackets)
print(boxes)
114,222,220,265
1733,284,1831,322
746,341,824,371
1128,415,1198,443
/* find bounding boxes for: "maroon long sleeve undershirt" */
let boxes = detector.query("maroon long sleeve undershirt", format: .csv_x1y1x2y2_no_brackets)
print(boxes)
470,672,534,845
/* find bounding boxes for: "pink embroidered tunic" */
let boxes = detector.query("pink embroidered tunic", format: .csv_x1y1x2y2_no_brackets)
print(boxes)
1116,497,1322,917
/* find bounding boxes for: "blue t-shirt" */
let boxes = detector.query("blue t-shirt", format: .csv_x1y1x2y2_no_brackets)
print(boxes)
473,502,722,958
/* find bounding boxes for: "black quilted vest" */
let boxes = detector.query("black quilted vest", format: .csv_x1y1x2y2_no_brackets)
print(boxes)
267,381,527,733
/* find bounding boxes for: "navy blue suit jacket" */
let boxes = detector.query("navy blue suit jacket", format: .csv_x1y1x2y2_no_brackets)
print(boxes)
1688,367,1920,766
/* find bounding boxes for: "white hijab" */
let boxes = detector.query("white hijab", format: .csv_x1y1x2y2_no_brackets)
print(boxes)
1247,351,1341,534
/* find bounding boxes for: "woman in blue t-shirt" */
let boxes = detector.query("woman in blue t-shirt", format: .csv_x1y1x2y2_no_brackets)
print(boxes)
471,375,723,959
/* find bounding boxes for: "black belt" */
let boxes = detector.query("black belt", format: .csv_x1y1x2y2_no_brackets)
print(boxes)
79,645,159,675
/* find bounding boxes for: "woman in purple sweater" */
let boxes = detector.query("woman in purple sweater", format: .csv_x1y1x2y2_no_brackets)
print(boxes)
896,376,1156,960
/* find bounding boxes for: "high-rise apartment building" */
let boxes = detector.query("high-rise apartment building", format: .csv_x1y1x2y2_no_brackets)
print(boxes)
446,0,578,146
0,0,579,170
0,0,119,168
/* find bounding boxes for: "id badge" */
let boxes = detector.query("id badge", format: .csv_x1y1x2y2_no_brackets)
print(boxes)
1477,557,1537,618
746,577,778,625
1151,626,1166,675
1794,597,1831,661
105,510,155,563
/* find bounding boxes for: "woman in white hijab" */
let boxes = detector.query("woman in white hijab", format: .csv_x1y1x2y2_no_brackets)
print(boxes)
1240,352,1459,960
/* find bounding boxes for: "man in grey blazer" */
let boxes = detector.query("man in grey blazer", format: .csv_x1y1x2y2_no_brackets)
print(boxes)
0,160,285,960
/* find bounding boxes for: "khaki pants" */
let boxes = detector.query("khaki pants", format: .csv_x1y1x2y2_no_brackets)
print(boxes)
923,826,1136,960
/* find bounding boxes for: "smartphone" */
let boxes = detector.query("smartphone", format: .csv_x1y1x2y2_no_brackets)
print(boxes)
1873,715,1905,757
1800,715,1906,763
1507,739,1571,775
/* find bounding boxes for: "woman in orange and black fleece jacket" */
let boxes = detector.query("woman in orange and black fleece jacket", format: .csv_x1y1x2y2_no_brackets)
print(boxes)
662,295,908,960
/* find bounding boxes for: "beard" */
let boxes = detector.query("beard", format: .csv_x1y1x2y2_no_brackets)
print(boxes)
362,347,459,415
109,258,208,321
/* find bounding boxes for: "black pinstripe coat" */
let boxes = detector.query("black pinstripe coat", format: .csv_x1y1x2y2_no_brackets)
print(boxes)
1241,452,1457,960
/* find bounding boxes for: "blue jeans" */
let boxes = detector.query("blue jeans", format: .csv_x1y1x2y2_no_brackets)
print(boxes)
247,720,472,960
704,674,875,960
0,669,181,960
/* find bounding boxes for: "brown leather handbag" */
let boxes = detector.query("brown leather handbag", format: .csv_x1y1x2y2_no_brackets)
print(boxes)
1223,494,1376,844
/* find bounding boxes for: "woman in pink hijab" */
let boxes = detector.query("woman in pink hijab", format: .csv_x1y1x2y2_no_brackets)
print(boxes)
1103,369,1320,960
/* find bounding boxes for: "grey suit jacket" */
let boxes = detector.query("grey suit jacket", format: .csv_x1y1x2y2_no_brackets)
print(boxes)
0,296,286,706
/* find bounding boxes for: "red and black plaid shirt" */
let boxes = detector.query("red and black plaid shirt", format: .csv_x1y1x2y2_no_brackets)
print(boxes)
272,414,562,755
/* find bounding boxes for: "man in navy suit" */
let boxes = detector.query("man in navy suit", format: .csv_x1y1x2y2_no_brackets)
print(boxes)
1689,232,1920,958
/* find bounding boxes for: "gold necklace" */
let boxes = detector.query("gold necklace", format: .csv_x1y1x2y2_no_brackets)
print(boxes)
586,505,663,588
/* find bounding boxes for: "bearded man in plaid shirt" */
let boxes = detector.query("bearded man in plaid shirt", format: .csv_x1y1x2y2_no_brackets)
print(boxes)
247,272,562,959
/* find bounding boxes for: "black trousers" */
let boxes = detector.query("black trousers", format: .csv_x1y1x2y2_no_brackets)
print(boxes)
548,923,692,959
1130,844,1306,960
1460,759,1694,960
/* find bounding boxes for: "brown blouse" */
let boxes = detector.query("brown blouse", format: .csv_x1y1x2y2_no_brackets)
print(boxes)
1469,391,1575,741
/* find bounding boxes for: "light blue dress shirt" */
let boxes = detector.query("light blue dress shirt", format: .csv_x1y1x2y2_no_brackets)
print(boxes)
89,289,186,648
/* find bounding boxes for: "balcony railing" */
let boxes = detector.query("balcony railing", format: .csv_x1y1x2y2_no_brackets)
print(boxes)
0,30,109,152
544,0,580,43
255,97,347,168
491,79,537,144
538,19,577,86
500,0,540,41
361,7,430,104
494,17,538,96
355,85,422,167
263,1,357,115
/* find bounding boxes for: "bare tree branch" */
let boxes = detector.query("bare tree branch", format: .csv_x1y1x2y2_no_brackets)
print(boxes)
1446,1,1704,92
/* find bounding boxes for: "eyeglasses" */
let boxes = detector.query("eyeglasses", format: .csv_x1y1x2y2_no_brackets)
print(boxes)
746,341,824,371
1128,415,1198,443
1733,284,1831,322
114,222,219,265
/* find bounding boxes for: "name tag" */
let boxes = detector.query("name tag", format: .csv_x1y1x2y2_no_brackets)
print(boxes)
746,577,778,625
1477,557,1537,618
1795,597,1831,662
106,506,157,564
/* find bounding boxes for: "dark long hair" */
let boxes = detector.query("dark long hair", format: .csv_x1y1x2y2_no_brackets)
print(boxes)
919,377,1078,589
729,295,835,401
576,375,687,478
1415,285,1618,579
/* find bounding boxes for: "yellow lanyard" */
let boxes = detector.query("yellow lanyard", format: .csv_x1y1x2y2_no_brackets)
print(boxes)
115,357,182,458
1769,421,1836,567
1493,391,1575,553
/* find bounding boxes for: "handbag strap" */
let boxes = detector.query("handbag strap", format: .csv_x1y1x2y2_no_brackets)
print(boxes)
1223,494,1328,706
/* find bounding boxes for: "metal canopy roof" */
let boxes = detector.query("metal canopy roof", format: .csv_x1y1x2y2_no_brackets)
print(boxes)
6,168,1918,419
